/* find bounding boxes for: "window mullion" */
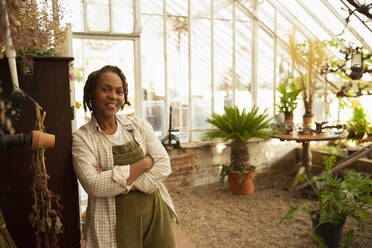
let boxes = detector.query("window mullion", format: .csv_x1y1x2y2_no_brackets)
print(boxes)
163,0,169,136
251,0,258,106
188,0,192,142
211,0,215,114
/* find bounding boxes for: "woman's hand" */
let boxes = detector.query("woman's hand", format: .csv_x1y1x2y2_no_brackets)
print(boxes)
142,155,154,171
92,164,102,173
126,155,154,185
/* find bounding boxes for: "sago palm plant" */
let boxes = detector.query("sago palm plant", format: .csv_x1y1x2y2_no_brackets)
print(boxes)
205,106,272,180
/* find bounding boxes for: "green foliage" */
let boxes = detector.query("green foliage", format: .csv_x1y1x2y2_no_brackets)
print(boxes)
204,105,273,143
280,152,372,246
276,76,302,116
205,106,272,189
347,104,370,143
16,47,58,74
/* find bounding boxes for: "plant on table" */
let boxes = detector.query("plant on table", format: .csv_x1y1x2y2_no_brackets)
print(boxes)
204,105,273,194
288,33,329,128
280,149,372,247
276,75,302,119
346,100,370,143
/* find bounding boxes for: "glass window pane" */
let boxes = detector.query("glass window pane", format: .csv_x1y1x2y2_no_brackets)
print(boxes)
87,0,110,32
257,1,274,31
141,0,163,15
277,12,292,41
235,7,252,112
191,16,211,131
167,0,188,16
192,0,211,18
65,0,84,32
141,14,166,138
284,0,331,40
214,4,233,115
112,0,133,33
166,0,189,142
257,26,274,115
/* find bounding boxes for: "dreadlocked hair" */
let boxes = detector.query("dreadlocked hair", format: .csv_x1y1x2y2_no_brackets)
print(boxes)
83,65,131,112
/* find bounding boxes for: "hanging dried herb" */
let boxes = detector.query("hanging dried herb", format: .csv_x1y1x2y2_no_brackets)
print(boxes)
0,208,17,248
29,105,63,248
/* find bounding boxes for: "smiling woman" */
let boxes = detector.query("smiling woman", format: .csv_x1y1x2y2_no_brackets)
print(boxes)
72,65,178,248
84,67,128,133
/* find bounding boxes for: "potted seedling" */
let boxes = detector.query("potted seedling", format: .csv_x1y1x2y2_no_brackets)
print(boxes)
276,75,302,127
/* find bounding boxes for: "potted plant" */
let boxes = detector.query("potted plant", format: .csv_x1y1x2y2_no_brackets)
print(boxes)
276,75,302,123
280,150,372,248
288,34,329,129
204,105,273,195
346,101,370,143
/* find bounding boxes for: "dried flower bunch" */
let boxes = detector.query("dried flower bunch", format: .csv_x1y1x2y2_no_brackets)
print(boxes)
1,0,66,57
30,105,63,248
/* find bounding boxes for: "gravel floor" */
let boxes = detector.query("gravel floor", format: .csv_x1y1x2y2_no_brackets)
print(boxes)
170,172,372,248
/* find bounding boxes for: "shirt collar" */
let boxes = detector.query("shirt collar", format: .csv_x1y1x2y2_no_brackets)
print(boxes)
89,114,135,133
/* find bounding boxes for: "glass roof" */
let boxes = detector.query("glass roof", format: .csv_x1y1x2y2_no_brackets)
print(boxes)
270,0,372,49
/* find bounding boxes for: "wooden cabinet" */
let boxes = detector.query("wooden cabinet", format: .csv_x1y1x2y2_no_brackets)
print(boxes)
0,57,80,247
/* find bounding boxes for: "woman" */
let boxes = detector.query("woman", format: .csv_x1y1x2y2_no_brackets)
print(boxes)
72,65,177,248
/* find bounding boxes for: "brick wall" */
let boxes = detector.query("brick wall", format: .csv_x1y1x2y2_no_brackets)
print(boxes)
164,142,230,190
164,139,298,190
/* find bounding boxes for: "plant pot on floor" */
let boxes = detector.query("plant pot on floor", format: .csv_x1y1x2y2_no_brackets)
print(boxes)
311,212,346,248
228,171,255,195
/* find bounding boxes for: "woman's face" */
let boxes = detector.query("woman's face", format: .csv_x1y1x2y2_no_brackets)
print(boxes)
92,71,124,120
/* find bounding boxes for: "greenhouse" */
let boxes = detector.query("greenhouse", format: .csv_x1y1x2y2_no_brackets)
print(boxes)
0,0,372,247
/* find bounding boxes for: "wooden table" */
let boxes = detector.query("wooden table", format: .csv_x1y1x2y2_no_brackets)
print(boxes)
272,132,347,178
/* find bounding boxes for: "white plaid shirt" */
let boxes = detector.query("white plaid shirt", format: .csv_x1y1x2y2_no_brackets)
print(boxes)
72,114,177,248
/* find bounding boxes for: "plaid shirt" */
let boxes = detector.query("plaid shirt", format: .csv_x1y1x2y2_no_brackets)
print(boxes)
72,114,177,248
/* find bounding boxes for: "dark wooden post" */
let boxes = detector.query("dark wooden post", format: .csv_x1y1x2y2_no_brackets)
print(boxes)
0,56,81,247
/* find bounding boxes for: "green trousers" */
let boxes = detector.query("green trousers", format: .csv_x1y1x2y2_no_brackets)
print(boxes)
112,141,176,248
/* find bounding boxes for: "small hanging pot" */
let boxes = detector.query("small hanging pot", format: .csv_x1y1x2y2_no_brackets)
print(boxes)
31,130,55,149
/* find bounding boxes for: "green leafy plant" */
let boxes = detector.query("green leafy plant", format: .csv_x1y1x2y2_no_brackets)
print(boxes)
346,101,370,143
17,47,58,74
276,76,302,116
280,149,372,247
204,106,273,186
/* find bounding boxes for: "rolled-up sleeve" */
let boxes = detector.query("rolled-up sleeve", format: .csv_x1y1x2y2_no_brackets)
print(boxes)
72,133,131,197
134,121,172,193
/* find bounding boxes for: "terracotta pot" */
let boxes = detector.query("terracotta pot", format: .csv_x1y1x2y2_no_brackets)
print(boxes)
31,130,55,149
228,171,255,195
303,113,314,129
285,115,293,121
285,115,294,129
